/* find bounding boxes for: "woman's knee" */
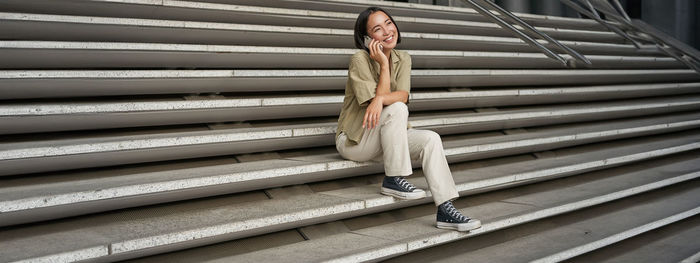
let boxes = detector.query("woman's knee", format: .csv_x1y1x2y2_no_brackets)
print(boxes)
337,139,379,162
337,146,373,162
384,102,408,118
424,130,443,147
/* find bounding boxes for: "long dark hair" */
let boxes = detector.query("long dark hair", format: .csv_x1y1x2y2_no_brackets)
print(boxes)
353,7,402,52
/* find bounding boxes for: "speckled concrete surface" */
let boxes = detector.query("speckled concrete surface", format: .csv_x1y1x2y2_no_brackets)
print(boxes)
2,118,699,220
386,180,700,263
208,155,700,262
2,41,679,70
1,0,698,262
3,105,699,164
0,11,663,58
39,0,614,38
2,136,698,262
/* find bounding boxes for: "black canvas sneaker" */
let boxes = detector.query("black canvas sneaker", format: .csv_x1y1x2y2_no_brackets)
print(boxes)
380,176,427,200
436,201,482,231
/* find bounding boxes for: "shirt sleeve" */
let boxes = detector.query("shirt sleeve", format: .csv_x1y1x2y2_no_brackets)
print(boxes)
348,55,377,106
395,52,412,104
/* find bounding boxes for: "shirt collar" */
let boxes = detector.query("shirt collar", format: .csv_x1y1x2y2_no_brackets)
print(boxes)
391,49,401,65
371,49,401,75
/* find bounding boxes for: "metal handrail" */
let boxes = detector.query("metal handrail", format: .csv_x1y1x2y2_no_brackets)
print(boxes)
559,0,643,48
587,0,634,27
610,0,631,21
477,0,592,66
657,44,700,72
563,0,700,74
462,0,589,68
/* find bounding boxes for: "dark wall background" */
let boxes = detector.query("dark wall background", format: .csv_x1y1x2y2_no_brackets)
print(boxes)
402,0,700,50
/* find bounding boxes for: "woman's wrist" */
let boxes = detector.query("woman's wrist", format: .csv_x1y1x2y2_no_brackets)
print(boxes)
380,60,390,69
373,94,385,105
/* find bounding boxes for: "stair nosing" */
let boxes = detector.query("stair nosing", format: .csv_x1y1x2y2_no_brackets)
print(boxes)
530,206,700,263
2,111,699,161
0,12,638,49
2,134,698,226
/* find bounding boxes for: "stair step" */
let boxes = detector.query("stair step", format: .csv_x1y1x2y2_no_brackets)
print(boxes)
2,130,697,226
0,0,624,43
532,212,698,263
199,0,608,31
2,110,699,176
381,176,700,263
147,152,700,263
2,69,697,99
1,144,698,262
0,41,679,69
0,0,697,261
1,82,696,105
0,12,654,55
3,93,699,134
566,216,700,263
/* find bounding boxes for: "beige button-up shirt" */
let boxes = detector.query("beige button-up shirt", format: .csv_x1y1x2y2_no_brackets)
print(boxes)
336,49,412,145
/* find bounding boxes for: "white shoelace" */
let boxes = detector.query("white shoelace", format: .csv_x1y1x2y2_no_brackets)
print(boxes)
443,201,469,222
395,177,417,192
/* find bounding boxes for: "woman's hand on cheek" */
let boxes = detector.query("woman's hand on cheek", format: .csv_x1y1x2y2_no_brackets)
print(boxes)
363,96,384,129
369,39,388,67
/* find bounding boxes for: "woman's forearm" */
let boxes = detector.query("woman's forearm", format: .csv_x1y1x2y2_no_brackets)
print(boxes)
375,63,391,97
374,90,408,106
373,63,407,105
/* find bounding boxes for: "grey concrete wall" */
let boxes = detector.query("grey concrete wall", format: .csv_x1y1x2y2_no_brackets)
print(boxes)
640,0,697,49
696,2,700,50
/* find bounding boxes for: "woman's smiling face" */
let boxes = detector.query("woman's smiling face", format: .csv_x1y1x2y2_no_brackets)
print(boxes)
366,11,398,50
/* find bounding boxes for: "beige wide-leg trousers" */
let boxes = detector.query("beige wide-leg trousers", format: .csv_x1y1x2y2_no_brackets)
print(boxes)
336,102,459,206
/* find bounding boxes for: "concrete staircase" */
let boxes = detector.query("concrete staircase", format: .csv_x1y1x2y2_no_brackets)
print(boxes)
1,0,699,262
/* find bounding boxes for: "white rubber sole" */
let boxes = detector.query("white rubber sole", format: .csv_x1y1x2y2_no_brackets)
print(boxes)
437,219,482,232
380,187,427,200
